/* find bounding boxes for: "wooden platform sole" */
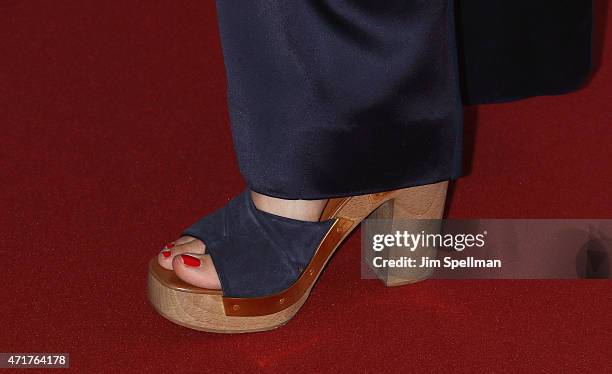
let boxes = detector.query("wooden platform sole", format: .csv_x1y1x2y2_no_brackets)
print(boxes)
148,260,311,333
147,181,448,332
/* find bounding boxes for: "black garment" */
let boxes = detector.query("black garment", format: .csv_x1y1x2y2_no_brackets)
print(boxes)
214,0,593,199
457,0,593,104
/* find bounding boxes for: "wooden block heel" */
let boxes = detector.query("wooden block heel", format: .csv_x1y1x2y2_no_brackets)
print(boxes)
148,181,448,332
364,182,448,287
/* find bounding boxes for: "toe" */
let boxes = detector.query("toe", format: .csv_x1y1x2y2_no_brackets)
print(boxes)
172,235,197,245
172,253,222,290
158,239,206,270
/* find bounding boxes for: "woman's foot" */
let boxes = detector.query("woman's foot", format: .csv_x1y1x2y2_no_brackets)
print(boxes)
157,191,327,290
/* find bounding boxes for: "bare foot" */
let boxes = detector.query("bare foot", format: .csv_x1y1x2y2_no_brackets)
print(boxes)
157,191,327,290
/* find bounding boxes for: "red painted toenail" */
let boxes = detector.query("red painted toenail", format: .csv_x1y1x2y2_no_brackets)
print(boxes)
181,254,201,267
161,250,171,258
166,243,175,249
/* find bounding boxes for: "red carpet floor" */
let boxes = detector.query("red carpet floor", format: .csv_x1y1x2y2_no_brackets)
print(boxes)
2,2,611,373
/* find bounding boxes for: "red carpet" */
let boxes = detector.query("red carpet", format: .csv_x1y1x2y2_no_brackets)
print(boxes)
2,1,611,372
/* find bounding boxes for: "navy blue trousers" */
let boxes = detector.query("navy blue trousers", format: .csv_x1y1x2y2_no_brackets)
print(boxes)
215,0,592,199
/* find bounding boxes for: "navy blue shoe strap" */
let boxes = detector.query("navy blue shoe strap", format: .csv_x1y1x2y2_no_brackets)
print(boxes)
182,191,335,297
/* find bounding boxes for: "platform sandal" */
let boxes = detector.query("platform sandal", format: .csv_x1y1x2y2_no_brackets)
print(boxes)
147,181,448,333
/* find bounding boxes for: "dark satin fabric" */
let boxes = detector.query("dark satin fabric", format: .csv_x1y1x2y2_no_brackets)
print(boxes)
215,0,463,199
214,0,592,200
